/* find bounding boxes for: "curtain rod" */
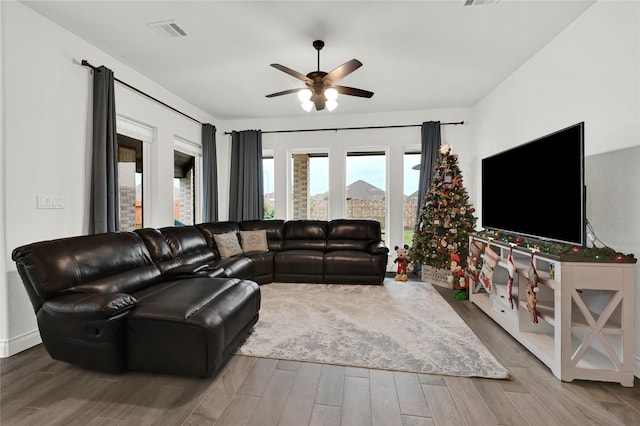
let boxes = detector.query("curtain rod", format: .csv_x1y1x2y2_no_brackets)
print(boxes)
224,121,464,135
81,60,203,125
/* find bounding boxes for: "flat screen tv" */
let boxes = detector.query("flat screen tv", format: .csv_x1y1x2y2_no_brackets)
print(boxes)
481,122,585,246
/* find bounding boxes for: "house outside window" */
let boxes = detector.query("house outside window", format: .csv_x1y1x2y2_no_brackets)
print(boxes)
174,136,202,226
117,134,143,231
404,152,421,247
290,152,329,220
346,151,386,240
174,150,195,226
263,156,275,219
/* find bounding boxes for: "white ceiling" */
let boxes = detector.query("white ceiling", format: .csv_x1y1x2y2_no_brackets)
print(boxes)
21,0,596,120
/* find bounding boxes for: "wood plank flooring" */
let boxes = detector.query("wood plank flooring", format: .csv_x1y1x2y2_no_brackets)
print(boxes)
2,277,639,425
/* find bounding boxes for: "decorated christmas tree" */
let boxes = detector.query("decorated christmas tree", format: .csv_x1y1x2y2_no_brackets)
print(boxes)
409,144,477,274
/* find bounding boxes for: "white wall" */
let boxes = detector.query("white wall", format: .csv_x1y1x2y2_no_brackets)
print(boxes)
0,0,8,358
0,1,215,356
470,0,640,376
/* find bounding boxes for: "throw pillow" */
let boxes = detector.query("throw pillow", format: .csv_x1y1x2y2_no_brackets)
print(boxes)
239,229,269,253
213,232,243,258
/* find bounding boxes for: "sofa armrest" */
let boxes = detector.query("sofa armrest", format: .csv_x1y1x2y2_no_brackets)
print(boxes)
161,263,226,279
41,293,137,320
164,263,210,275
368,241,389,255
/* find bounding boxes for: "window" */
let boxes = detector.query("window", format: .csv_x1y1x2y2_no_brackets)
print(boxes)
346,151,386,239
309,155,329,220
404,152,421,247
290,152,329,220
173,136,202,226
117,134,143,231
174,150,195,226
263,156,274,219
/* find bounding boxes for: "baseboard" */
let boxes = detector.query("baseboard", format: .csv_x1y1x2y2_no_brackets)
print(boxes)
0,329,41,358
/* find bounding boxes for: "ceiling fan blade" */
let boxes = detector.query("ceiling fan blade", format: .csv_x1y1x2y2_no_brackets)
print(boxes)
270,64,312,82
324,59,362,83
265,88,305,98
333,85,374,98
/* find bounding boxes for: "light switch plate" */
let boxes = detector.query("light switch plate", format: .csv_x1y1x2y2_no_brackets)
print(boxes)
37,195,65,209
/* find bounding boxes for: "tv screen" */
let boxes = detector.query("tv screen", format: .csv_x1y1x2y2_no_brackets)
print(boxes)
481,122,585,246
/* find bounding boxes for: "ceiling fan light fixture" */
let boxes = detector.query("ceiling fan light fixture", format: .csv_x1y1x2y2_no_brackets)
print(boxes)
326,99,338,111
324,87,338,101
297,88,312,102
301,100,314,112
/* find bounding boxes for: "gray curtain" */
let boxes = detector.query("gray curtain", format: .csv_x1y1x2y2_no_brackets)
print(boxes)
89,66,119,234
416,121,441,223
229,130,264,221
202,123,218,222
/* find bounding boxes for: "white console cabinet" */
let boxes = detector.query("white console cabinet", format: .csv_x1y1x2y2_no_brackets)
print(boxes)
469,235,636,386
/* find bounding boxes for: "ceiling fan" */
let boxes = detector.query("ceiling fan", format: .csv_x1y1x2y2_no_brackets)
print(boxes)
266,40,374,111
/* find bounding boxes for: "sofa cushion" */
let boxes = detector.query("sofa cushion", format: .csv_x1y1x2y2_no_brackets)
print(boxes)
239,229,269,253
197,221,240,243
12,232,157,311
134,228,173,263
324,250,388,284
160,226,209,255
127,277,260,377
326,219,383,252
282,220,328,251
159,226,218,266
239,220,285,251
214,232,243,258
274,250,324,283
245,251,275,284
71,265,164,295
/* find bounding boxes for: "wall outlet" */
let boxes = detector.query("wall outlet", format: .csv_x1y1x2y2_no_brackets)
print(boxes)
37,195,65,209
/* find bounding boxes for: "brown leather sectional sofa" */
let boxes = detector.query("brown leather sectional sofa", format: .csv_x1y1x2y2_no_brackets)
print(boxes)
12,219,389,378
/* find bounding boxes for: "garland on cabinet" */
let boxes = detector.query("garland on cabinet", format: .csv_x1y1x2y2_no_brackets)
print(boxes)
474,230,635,262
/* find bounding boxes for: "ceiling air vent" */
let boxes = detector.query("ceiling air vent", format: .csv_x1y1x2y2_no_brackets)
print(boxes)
462,0,498,6
147,20,188,38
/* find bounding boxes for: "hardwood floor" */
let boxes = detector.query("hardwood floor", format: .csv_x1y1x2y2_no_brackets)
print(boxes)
2,278,639,425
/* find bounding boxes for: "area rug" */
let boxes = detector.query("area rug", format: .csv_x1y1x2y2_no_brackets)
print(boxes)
235,280,511,379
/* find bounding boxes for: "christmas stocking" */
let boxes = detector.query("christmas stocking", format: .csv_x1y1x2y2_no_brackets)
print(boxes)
479,245,499,293
506,246,516,309
467,238,484,283
525,253,540,324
